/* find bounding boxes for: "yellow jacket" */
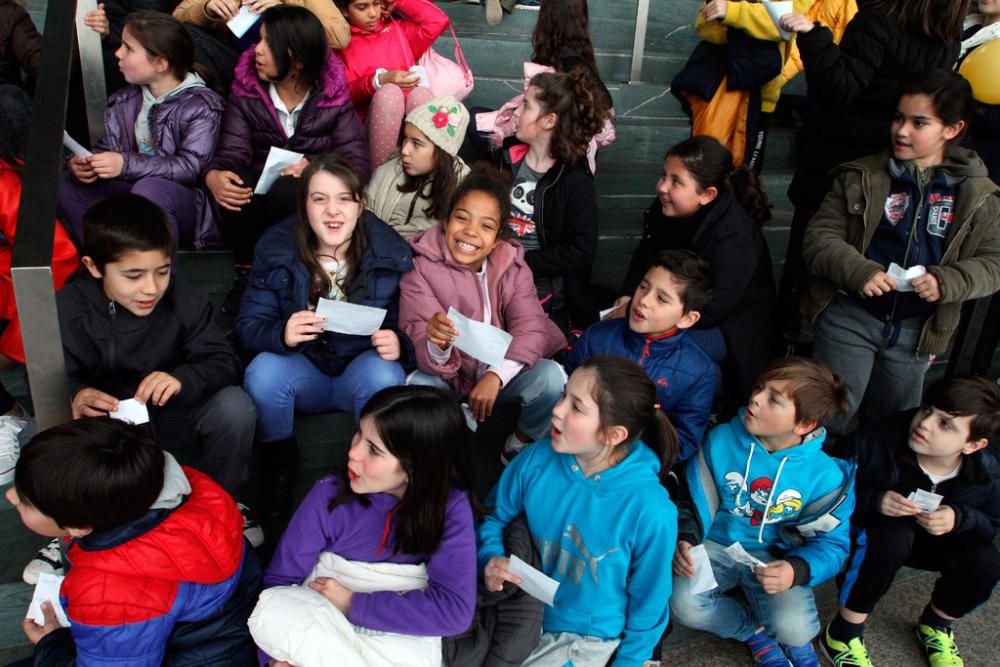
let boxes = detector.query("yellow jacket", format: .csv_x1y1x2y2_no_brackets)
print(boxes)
173,0,351,49
782,0,858,84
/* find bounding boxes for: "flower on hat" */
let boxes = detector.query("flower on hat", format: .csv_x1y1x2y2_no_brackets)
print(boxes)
430,106,449,128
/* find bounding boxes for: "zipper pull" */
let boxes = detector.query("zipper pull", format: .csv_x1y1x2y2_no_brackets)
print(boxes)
108,301,116,315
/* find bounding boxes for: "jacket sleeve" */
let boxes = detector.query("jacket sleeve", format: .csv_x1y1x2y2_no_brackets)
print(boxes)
785,472,855,587
929,195,1000,304
264,478,340,588
34,614,176,667
720,0,815,42
168,287,242,405
9,2,41,78
476,445,534,571
299,0,351,48
325,103,372,182
562,326,592,377
949,487,1000,541
396,0,450,60
697,222,759,329
208,98,255,174
782,0,859,84
120,96,224,184
501,260,564,367
382,283,417,373
399,258,463,381
695,10,728,44
524,171,599,278
172,0,225,29
233,274,291,357
670,362,716,464
827,427,884,516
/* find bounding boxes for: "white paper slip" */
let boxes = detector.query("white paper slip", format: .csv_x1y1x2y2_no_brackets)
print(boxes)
689,544,719,595
446,307,513,368
409,64,429,89
62,131,92,158
110,398,150,425
908,489,944,514
507,554,559,607
27,573,71,628
887,262,927,292
314,298,387,336
763,1,794,40
724,542,767,570
599,298,628,321
227,5,260,38
255,147,305,194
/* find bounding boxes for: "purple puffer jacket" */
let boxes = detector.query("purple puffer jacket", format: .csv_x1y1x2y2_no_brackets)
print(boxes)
208,47,370,182
96,83,225,248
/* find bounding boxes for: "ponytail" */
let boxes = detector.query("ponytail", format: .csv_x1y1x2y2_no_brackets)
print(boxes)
729,167,771,228
530,69,609,167
646,410,680,485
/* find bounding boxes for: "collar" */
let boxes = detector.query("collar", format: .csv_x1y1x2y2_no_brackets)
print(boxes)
268,82,310,115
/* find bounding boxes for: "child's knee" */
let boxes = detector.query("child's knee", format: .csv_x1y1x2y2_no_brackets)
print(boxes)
244,352,287,397
372,83,405,108
207,386,257,430
668,577,713,627
954,542,1000,587
766,603,819,647
356,350,405,386
527,360,567,401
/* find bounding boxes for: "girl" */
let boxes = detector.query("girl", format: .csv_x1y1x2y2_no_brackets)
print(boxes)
614,135,776,414
250,385,478,667
236,153,413,517
398,165,566,464
495,70,608,331
334,0,449,167
478,355,679,666
205,4,369,314
366,95,471,238
802,69,1000,433
58,11,225,249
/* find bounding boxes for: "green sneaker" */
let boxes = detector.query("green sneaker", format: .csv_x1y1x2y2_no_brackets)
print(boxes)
916,624,963,667
818,623,874,667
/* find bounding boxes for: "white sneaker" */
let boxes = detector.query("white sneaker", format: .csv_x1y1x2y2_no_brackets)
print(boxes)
485,0,502,25
0,414,29,485
23,537,65,585
500,432,528,466
239,503,265,549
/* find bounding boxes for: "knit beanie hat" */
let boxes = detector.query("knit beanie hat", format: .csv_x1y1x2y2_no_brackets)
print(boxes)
405,96,469,157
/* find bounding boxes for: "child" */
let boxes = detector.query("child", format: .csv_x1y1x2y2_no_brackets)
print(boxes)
820,376,1000,667
58,11,225,248
567,250,717,465
802,69,1000,433
205,4,369,313
9,417,261,665
398,165,566,464
365,95,471,238
614,136,776,414
478,356,679,666
0,0,40,91
670,356,854,666
236,153,414,516
249,385,477,665
333,0,449,166
174,0,351,49
494,69,608,331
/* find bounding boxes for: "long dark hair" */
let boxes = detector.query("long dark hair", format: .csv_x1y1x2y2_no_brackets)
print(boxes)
396,141,460,223
0,84,31,177
532,0,599,75
666,135,772,227
295,153,369,304
329,385,479,555
578,355,680,484
260,4,328,88
868,0,971,42
530,69,608,167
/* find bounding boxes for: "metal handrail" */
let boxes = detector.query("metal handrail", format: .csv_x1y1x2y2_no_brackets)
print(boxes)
629,0,650,83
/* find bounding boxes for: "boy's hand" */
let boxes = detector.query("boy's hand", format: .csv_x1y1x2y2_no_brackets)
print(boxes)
426,311,457,350
861,270,896,298
308,576,354,615
72,387,119,419
135,371,182,406
603,296,630,320
89,152,124,179
68,155,98,184
469,372,502,422
22,602,61,645
879,490,922,517
672,540,696,578
371,329,401,361
484,556,522,592
205,169,253,211
915,505,956,536
911,273,941,303
755,560,794,594
779,13,814,33
701,0,728,22
284,310,326,347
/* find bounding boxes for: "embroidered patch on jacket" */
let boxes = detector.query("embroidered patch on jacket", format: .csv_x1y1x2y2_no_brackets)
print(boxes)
925,193,954,238
884,192,910,226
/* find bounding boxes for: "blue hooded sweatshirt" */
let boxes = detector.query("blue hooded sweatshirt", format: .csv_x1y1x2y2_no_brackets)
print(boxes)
477,438,677,667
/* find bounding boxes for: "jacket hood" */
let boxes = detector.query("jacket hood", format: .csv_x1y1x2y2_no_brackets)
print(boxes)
842,147,996,183
408,225,523,277
109,79,224,113
230,47,351,108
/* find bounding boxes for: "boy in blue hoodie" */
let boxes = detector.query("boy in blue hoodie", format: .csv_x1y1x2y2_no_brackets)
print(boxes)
565,249,717,464
670,356,855,667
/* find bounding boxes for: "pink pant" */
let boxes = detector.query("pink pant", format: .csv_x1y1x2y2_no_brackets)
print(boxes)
366,84,435,168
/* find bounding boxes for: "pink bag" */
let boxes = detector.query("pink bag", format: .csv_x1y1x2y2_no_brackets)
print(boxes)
418,25,474,100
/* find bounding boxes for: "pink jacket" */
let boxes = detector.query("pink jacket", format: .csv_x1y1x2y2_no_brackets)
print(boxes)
399,226,566,395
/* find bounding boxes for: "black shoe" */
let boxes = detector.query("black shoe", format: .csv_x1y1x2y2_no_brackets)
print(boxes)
222,268,250,315
256,437,299,521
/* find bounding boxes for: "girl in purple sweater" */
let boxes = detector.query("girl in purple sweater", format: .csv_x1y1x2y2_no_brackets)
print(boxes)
252,385,477,665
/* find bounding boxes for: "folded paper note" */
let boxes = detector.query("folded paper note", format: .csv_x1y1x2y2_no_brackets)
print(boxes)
315,299,387,336
689,544,719,595
110,398,149,425
507,554,559,607
227,5,260,38
887,262,927,292
27,573,71,628
447,307,513,368
764,1,794,40
255,147,305,195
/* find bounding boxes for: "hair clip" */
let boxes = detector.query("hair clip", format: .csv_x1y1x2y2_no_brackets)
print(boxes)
653,403,661,410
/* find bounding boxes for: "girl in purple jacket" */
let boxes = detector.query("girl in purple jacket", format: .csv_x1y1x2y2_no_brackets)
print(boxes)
253,385,478,664
58,11,225,249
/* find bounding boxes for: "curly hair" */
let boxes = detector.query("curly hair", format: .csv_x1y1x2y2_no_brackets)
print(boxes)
532,0,599,75
530,69,608,167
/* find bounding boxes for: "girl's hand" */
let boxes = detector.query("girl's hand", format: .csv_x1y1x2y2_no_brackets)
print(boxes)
280,157,309,179
84,3,109,38
701,0,728,22
779,13,814,33
206,169,253,211
22,602,61,645
879,490,922,517
672,540,696,578
135,371,182,407
309,576,354,615
469,372,501,422
247,0,283,13
284,310,326,347
911,273,941,302
755,560,794,595
379,70,420,91
915,505,956,536
426,312,457,350
484,556,523,593
382,0,397,20
68,155,98,183
603,296,630,320
860,270,896,298
71,387,119,419
205,0,241,20
371,329,401,361
89,152,125,179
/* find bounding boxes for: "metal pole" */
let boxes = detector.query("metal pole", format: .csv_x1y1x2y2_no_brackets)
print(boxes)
629,0,651,83
75,0,107,146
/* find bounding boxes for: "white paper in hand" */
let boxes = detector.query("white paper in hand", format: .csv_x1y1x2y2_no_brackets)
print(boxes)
27,573,71,628
62,131,92,158
314,298,387,336
689,544,719,595
227,5,260,38
255,147,305,194
110,398,149,425
763,1,794,40
446,307,513,368
507,554,559,607
908,489,944,513
887,262,927,292
409,64,429,88
724,542,767,570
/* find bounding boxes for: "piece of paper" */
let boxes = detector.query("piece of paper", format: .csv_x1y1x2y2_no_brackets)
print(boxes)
227,5,260,38
887,262,927,292
408,64,429,89
314,298,387,336
724,542,767,570
62,131,92,158
908,489,944,514
689,544,719,595
446,307,513,368
599,298,628,321
110,398,149,425
507,554,559,607
254,147,305,194
763,0,794,40
26,573,71,628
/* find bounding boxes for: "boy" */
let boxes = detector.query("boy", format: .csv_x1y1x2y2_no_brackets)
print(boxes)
8,417,261,665
821,376,1000,667
565,249,716,464
670,357,854,666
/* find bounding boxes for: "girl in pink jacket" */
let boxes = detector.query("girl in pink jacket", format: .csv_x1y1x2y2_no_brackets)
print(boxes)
399,165,567,464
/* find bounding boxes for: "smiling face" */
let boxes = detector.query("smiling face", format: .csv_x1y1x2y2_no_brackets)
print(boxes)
656,155,717,218
306,170,362,260
346,416,408,497
342,0,382,32
629,266,700,336
84,250,172,317
514,86,555,146
444,190,502,271
115,26,162,85
907,404,988,468
891,93,964,170
400,123,439,177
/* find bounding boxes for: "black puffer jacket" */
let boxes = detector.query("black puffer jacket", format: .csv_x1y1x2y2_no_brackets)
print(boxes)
0,0,40,90
789,5,958,210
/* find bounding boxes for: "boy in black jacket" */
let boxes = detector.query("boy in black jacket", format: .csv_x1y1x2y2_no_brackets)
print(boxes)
822,376,1000,667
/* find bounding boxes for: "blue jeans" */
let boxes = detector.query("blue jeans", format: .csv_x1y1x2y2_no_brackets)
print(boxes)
407,359,565,440
244,349,405,441
670,540,820,647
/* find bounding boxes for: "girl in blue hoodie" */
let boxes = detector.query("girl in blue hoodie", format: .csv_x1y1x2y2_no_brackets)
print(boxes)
477,355,679,667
